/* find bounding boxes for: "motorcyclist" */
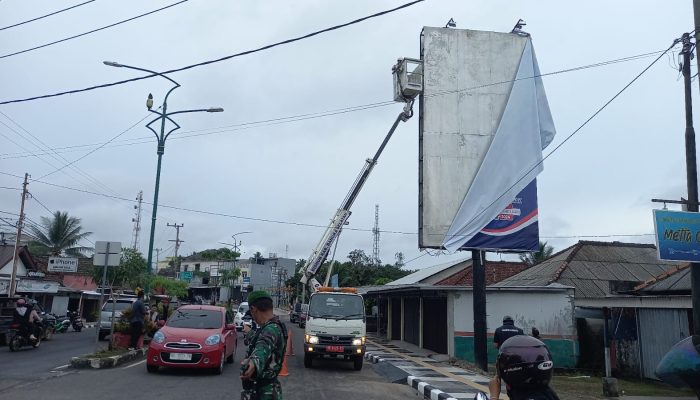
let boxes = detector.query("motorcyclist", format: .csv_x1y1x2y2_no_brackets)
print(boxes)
490,335,560,400
13,298,42,341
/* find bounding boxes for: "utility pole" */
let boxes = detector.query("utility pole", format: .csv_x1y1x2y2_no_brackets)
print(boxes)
372,204,380,266
472,249,488,371
680,29,700,335
9,173,29,298
154,248,162,273
167,223,184,272
131,190,144,251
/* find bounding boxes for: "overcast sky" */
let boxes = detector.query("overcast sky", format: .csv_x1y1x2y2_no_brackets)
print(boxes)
0,0,696,271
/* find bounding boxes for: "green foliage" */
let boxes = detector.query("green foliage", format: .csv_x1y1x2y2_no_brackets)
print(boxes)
197,248,240,261
519,241,555,267
219,267,241,286
149,275,188,298
28,211,92,257
91,248,148,291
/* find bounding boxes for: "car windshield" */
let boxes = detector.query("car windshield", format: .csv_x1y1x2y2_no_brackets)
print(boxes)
167,309,222,329
102,301,133,312
308,294,364,319
238,304,249,314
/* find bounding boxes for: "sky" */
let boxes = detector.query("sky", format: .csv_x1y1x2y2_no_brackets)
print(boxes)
0,0,697,272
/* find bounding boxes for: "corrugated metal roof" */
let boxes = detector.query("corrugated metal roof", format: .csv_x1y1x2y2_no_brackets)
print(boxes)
386,257,470,285
493,241,683,298
640,267,691,293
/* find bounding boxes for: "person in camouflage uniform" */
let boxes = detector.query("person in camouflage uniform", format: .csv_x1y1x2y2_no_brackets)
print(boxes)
241,291,287,400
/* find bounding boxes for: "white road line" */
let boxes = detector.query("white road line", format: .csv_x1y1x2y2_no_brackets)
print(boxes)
51,364,69,371
122,360,146,369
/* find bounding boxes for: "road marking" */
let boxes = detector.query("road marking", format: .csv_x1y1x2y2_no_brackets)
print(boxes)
366,339,504,398
122,360,146,369
51,364,69,371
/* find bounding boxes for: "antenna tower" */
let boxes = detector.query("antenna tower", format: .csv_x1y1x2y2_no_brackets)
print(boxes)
131,190,144,250
372,204,380,265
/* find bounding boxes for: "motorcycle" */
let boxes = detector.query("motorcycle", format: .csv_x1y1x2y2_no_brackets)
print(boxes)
54,315,70,333
67,310,83,332
7,322,43,351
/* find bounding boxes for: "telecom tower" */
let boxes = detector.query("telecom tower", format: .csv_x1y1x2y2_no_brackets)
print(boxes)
372,204,380,265
131,190,144,251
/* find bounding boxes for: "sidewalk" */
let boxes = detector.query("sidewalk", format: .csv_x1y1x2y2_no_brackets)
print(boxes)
365,334,493,400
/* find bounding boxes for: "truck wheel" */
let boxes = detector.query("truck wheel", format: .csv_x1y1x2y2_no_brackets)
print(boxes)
304,353,313,368
353,356,363,371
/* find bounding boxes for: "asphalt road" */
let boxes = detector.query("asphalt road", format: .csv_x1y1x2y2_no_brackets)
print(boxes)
0,315,416,400
0,327,98,393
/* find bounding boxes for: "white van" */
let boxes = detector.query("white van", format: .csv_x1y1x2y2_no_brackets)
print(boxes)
303,288,366,370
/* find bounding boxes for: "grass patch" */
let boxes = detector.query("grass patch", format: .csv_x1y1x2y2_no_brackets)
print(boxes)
83,348,129,359
552,374,695,399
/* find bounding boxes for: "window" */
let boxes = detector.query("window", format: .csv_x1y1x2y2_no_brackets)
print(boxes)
184,265,189,272
195,263,200,271
167,309,223,329
309,294,364,319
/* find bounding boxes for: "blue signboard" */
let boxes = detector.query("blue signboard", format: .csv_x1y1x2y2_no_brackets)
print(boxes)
653,209,700,262
179,271,193,282
242,276,251,285
459,180,539,252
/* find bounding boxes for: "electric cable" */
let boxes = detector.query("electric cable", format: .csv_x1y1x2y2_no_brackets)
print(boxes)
0,0,97,31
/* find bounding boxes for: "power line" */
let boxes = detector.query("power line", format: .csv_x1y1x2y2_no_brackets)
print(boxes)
0,170,660,242
0,0,189,59
0,0,425,105
0,48,666,162
0,0,97,31
29,193,55,215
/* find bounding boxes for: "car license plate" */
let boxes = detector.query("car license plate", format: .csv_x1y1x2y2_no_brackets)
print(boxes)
326,345,344,353
170,352,192,360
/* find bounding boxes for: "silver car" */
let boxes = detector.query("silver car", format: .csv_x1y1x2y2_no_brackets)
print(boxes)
233,302,249,331
98,298,136,340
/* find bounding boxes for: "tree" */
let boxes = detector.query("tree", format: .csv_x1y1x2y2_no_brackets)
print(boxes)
91,248,148,291
149,275,188,298
197,248,240,261
519,241,555,267
28,211,92,257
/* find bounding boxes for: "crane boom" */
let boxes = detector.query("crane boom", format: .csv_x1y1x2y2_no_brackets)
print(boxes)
299,99,414,293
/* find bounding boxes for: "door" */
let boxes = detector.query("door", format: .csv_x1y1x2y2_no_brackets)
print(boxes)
403,297,420,346
391,298,401,340
638,308,690,379
422,297,447,354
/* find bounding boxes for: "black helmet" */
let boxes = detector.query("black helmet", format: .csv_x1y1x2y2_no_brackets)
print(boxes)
497,335,553,390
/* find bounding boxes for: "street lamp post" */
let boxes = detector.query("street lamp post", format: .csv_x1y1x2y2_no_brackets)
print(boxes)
104,61,224,288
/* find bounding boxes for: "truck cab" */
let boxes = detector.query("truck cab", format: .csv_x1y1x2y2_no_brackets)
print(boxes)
303,287,366,370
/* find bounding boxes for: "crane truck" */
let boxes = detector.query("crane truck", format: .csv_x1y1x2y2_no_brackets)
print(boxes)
298,58,422,370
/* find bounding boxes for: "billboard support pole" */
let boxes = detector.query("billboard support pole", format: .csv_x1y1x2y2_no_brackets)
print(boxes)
472,249,488,371
680,32,700,335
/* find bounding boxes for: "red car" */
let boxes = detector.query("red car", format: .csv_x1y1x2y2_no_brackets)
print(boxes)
146,305,237,374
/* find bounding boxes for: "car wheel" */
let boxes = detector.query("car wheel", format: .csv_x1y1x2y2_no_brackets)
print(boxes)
304,353,313,368
353,356,363,371
213,350,224,375
146,363,159,373
226,347,234,364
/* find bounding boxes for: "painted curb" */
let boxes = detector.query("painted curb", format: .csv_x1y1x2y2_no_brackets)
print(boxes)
408,376,459,400
70,347,147,369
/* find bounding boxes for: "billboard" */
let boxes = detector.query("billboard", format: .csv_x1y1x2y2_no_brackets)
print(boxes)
418,27,555,251
48,256,78,273
653,209,700,262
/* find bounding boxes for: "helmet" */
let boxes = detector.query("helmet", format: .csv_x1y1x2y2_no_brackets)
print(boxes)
655,335,700,391
497,335,554,390
16,298,26,305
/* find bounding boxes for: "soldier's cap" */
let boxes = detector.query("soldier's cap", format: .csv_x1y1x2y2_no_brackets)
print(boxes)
503,315,514,323
247,290,272,306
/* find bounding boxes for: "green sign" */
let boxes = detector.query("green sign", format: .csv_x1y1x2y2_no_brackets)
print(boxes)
179,271,193,281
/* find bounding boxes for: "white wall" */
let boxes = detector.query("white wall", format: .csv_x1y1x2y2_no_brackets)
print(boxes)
452,288,575,337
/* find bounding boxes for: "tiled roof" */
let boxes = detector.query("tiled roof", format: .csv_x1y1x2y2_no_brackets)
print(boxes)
386,257,470,285
493,241,680,298
436,261,528,286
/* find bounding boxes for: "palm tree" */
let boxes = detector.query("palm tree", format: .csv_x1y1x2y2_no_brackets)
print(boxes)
519,241,554,267
28,211,92,257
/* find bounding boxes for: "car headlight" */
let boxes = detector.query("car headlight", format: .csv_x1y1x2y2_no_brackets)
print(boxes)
305,335,319,344
153,331,166,344
205,334,221,346
352,337,365,346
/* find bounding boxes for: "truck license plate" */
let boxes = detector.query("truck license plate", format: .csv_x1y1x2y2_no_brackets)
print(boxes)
326,345,344,353
170,352,192,360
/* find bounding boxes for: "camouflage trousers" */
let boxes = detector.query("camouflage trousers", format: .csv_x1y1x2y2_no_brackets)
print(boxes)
241,379,282,400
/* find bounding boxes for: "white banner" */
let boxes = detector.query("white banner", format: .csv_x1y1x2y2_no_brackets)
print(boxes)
0,279,9,296
17,279,59,293
48,257,79,272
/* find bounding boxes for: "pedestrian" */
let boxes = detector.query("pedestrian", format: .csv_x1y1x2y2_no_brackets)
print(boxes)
240,290,287,400
531,326,541,339
129,291,147,350
490,315,525,400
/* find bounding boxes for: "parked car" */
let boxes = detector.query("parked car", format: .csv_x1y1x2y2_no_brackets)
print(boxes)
99,297,136,341
298,304,309,328
146,305,237,374
233,302,249,331
289,302,302,323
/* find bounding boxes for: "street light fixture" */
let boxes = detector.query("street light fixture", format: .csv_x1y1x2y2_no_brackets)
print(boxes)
104,60,224,286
